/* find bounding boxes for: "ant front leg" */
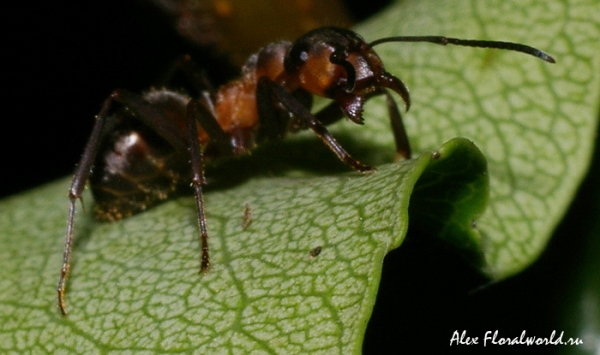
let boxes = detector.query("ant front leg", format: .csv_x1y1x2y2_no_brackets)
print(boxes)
257,77,374,173
383,90,411,160
313,91,412,160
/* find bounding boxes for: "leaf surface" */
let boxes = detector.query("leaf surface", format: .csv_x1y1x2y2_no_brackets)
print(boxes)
0,139,485,353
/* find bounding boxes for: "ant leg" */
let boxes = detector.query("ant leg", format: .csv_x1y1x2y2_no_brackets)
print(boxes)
116,90,232,272
256,79,292,141
58,93,118,316
58,89,196,315
314,102,345,127
188,97,234,156
108,90,190,151
112,90,228,272
185,101,211,272
314,91,411,160
257,86,315,139
111,89,234,157
157,55,216,94
383,90,411,160
258,77,374,173
108,89,231,154
184,96,246,272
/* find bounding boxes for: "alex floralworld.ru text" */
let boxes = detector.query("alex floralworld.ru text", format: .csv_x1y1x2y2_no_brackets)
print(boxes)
450,330,583,346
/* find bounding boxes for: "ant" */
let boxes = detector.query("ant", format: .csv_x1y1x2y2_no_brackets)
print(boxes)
58,26,554,315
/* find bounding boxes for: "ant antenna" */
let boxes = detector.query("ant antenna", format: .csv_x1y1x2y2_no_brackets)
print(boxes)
369,36,556,63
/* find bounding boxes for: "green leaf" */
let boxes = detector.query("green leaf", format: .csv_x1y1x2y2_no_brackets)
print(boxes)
0,139,485,353
409,138,489,268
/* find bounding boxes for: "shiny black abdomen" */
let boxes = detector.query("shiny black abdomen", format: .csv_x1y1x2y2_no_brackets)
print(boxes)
89,112,190,222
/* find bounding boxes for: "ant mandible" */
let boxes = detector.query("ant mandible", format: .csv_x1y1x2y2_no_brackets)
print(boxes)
58,27,554,315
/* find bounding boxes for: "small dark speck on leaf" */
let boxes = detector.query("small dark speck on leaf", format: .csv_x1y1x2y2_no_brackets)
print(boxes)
242,203,252,229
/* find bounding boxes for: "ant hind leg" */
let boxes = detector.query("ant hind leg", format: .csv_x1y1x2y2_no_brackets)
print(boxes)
58,93,120,316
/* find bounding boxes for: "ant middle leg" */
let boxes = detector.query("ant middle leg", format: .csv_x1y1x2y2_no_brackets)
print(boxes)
184,94,258,272
185,101,211,272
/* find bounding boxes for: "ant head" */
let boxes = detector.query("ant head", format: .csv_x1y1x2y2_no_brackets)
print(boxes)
284,27,410,124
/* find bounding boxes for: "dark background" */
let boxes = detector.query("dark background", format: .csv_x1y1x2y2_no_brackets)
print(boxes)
3,0,208,198
3,1,596,354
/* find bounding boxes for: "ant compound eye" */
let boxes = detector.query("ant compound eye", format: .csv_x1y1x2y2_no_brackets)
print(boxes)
284,43,311,74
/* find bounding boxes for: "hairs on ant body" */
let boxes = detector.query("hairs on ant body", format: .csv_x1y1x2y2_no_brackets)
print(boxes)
58,26,554,315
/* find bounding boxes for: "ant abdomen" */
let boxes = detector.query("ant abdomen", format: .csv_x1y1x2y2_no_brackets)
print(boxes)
90,90,191,222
